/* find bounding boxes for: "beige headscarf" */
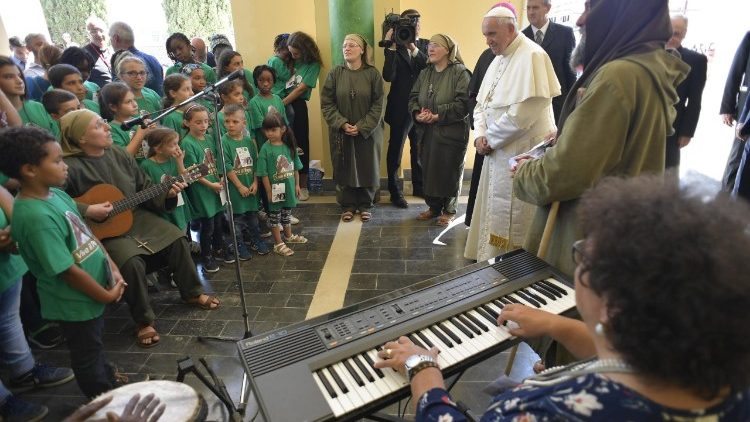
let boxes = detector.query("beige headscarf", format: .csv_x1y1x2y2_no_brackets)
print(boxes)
429,34,463,65
60,109,99,157
344,33,373,66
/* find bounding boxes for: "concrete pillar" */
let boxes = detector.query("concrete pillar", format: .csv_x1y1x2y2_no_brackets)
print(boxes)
328,0,374,66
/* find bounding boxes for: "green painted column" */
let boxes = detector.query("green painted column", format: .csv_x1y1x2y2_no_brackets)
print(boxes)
328,0,374,66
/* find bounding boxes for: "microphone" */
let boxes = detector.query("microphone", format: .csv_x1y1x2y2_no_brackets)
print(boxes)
121,115,146,131
226,68,244,81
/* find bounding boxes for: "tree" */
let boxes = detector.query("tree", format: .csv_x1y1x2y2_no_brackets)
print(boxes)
162,0,233,39
40,0,107,47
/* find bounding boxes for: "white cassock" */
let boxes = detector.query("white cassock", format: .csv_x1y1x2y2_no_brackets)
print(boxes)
464,34,561,262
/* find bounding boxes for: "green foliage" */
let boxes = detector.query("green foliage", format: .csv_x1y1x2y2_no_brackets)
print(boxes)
162,0,233,39
40,0,107,47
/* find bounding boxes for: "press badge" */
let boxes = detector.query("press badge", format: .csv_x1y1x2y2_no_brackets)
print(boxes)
272,183,286,203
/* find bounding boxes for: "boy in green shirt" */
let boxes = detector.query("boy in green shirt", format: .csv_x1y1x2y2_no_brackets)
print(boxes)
47,64,100,115
0,126,126,399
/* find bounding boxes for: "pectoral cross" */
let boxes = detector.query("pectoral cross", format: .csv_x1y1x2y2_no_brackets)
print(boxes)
129,236,155,253
349,89,356,100
428,83,434,96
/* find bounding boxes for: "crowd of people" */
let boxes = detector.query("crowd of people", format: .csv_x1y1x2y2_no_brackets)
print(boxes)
0,0,749,420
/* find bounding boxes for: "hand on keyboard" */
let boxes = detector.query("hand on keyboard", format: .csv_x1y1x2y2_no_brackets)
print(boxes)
496,304,557,338
373,336,440,374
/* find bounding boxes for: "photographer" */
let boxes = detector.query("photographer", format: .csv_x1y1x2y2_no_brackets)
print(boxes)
382,9,429,208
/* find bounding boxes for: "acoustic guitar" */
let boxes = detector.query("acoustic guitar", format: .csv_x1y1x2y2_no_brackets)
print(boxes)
75,153,216,240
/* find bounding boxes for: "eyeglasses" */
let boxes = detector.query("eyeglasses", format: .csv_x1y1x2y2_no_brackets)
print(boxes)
571,239,590,268
123,71,148,78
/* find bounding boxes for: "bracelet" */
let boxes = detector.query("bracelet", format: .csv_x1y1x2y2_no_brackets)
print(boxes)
408,361,440,381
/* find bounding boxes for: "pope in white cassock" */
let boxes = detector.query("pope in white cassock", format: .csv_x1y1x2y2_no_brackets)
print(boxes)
464,5,561,262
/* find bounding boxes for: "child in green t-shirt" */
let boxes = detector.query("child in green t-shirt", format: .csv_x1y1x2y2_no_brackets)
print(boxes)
47,64,100,114
222,104,270,257
217,80,253,137
0,57,59,139
0,127,126,399
165,33,217,84
115,55,162,114
248,65,288,147
41,89,81,140
99,82,153,160
160,74,193,139
255,110,307,257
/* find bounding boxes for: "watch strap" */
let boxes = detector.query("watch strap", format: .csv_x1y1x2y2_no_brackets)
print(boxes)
408,360,440,381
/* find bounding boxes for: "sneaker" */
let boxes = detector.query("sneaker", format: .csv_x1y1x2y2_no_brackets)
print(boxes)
299,188,310,201
251,241,271,255
237,243,252,261
222,248,236,264
0,396,48,422
260,230,272,238
202,257,220,273
390,195,409,209
290,215,300,225
26,323,64,350
9,363,75,393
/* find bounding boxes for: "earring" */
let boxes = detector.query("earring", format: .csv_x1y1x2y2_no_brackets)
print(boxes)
595,322,606,336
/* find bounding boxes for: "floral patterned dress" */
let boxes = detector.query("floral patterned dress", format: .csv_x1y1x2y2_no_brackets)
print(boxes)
417,374,749,421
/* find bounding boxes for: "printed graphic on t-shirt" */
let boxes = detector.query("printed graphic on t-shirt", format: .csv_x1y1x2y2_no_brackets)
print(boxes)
286,74,302,90
159,174,185,207
66,211,99,263
274,155,294,181
234,147,253,176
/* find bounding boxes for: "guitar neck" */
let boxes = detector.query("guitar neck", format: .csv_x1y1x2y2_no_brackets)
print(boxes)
111,175,183,215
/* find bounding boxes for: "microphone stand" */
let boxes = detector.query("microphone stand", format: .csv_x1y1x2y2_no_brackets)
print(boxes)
140,70,257,418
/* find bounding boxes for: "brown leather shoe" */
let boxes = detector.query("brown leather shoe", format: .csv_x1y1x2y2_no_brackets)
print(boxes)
436,213,456,226
416,209,439,220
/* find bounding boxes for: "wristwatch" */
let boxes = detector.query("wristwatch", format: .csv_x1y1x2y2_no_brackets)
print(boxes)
404,354,439,381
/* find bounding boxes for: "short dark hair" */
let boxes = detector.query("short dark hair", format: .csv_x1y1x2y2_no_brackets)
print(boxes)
222,103,245,118
253,64,276,85
401,8,420,18
0,126,58,180
47,64,81,88
41,88,77,114
59,47,94,73
9,37,24,49
165,32,191,58
579,174,750,400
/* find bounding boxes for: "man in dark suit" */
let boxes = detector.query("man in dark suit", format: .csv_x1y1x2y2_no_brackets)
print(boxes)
522,0,576,123
665,15,707,169
720,30,750,191
383,9,429,208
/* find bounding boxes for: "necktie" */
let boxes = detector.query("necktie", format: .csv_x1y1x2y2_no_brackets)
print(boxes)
535,30,544,44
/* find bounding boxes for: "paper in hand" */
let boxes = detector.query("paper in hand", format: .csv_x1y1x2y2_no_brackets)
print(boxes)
508,138,555,168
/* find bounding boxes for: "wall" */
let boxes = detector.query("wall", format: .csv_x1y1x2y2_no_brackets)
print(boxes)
229,0,525,178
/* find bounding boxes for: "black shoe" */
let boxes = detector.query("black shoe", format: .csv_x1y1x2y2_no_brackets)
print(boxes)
390,195,408,209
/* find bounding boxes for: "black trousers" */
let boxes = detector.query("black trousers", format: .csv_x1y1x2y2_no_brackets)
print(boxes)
665,135,681,169
58,316,115,398
386,114,422,197
722,137,745,191
465,152,485,227
290,99,310,173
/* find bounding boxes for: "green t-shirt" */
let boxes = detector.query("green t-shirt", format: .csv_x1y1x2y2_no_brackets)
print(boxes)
182,133,224,218
0,172,9,186
84,80,99,101
160,109,187,139
256,142,302,211
222,133,259,214
247,94,287,146
135,87,162,114
18,100,60,139
139,158,190,230
290,60,321,101
12,188,109,321
166,62,217,85
0,207,28,294
83,99,100,114
268,56,293,97
109,122,149,161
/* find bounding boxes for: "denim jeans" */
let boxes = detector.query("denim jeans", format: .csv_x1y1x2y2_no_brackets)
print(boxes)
58,316,115,398
197,214,226,259
234,211,261,244
0,279,35,402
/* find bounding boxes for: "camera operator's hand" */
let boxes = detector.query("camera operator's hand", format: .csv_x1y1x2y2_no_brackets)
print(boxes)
384,29,396,50
407,42,417,53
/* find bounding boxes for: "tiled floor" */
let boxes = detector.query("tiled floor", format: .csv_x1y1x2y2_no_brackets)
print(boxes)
14,194,538,421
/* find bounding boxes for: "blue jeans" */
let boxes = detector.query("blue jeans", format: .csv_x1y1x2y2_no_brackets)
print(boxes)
0,279,35,402
234,211,261,244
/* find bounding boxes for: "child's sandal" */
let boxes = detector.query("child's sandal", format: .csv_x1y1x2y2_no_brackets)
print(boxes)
273,243,294,256
284,234,308,244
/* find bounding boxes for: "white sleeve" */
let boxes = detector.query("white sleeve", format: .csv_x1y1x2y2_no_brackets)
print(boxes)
486,97,551,149
473,102,487,139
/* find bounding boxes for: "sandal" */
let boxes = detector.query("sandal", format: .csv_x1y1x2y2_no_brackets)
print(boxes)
135,325,160,348
274,243,295,256
360,211,372,222
436,213,456,226
185,294,221,310
341,211,354,222
416,209,439,221
284,234,308,244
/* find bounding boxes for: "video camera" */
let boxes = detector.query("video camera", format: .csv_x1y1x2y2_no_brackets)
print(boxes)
378,12,418,47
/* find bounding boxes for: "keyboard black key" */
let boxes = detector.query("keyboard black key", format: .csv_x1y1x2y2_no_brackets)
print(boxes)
481,304,499,320
353,355,375,383
361,352,384,378
506,296,522,304
450,317,474,338
540,279,567,295
327,366,348,394
417,331,434,348
438,322,463,344
316,369,337,398
475,307,496,324
465,312,489,332
429,325,453,347
492,299,505,309
458,314,482,335
409,333,427,349
523,288,547,305
498,297,513,305
531,283,558,299
515,291,541,307
343,359,364,386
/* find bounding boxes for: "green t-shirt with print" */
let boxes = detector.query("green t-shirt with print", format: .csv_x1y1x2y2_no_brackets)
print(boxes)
268,56,293,97
165,62,217,85
0,207,28,294
222,133,259,214
256,142,302,211
160,110,187,139
12,188,109,321
290,60,321,101
109,122,149,161
139,158,190,230
135,87,162,114
19,100,59,139
182,133,224,218
83,99,100,114
247,94,287,146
